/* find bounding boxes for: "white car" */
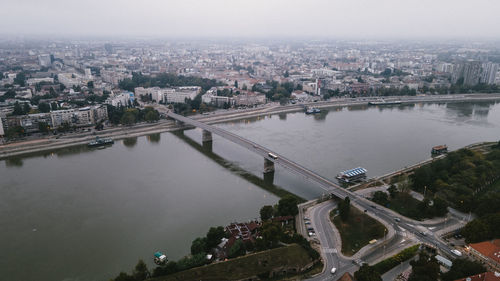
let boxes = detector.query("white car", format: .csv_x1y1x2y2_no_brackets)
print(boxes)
331,267,337,274
451,249,462,256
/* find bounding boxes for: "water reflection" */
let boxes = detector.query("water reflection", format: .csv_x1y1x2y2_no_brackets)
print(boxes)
147,133,161,144
123,137,138,148
172,130,302,201
5,157,23,167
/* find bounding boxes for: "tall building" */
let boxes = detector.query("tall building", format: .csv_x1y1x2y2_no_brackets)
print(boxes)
481,62,499,85
453,61,482,86
0,117,4,137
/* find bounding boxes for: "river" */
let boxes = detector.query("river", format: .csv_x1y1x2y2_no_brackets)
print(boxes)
1,100,499,281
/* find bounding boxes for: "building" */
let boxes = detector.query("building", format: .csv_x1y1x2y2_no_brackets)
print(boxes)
468,239,500,271
233,92,266,106
106,91,135,107
26,77,54,86
38,54,51,67
57,73,81,88
454,271,500,281
50,109,75,127
453,61,482,86
18,113,53,133
481,63,499,85
165,86,200,103
0,117,4,137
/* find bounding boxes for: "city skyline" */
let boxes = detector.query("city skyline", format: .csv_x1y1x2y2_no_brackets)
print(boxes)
1,0,500,40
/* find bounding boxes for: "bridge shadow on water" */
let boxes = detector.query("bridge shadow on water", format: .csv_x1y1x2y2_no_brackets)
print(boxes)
172,130,305,202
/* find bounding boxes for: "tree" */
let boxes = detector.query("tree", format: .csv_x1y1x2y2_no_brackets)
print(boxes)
354,264,382,281
408,253,440,281
277,195,299,216
38,102,51,113
14,72,26,86
388,185,398,198
228,239,245,258
132,259,150,281
205,226,226,249
261,222,280,247
12,102,25,115
372,191,389,206
441,259,486,281
144,109,160,122
190,237,208,255
234,80,238,88
339,197,351,221
260,205,274,221
5,125,25,139
23,102,31,114
462,219,491,243
87,81,94,89
38,122,49,134
113,272,135,281
152,261,178,277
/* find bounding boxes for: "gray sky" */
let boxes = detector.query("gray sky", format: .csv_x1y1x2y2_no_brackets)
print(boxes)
1,0,499,39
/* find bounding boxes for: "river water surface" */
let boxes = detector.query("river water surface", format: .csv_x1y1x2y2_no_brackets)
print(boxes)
1,101,499,281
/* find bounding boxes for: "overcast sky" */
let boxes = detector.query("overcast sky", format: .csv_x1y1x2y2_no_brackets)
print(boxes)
1,0,499,39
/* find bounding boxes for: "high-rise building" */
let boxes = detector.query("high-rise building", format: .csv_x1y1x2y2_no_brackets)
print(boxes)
481,62,499,85
453,61,482,86
0,117,4,137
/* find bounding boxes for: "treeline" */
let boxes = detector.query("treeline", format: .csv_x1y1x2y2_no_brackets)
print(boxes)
118,72,222,92
107,105,160,125
252,80,302,103
410,146,500,213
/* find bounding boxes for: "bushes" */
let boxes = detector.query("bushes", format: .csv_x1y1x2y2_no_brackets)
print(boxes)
373,244,419,274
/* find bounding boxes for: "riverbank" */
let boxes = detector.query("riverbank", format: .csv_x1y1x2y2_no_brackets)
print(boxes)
2,93,500,160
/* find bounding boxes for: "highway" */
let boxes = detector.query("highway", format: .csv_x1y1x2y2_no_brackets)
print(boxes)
167,111,459,280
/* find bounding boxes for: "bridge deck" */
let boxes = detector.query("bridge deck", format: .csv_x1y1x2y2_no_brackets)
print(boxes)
167,111,350,197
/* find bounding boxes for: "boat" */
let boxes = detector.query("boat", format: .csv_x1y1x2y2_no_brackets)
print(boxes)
87,136,114,147
305,107,321,114
154,251,168,265
337,167,367,183
431,144,448,155
368,99,402,106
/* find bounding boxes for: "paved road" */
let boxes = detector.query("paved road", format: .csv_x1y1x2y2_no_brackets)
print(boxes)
166,108,464,280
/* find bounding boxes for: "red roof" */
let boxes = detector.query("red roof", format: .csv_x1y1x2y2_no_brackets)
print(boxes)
470,239,500,264
454,272,500,281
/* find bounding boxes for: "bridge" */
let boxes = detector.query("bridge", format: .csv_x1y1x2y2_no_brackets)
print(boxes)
167,111,454,263
167,111,351,198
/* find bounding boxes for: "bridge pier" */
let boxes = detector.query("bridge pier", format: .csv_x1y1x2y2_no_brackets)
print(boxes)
202,130,212,143
202,130,213,152
264,158,275,174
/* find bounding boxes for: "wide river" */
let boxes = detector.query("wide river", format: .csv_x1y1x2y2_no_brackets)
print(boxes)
1,100,499,281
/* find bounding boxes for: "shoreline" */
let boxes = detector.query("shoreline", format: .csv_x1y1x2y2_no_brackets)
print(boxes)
1,93,500,160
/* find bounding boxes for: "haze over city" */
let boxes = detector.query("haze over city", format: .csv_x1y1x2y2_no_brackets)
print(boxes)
1,0,500,39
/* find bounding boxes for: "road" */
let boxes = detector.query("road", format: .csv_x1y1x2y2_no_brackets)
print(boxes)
167,111,463,280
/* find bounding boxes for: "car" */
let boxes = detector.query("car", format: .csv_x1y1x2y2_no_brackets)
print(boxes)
308,231,316,237
394,218,401,222
305,221,311,225
370,205,377,209
451,249,462,257
331,267,337,274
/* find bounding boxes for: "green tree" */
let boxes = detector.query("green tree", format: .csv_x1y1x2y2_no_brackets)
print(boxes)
144,109,159,122
87,81,94,89
38,102,51,113
12,102,25,115
339,197,351,221
277,195,299,216
5,125,25,139
372,191,389,206
441,259,486,281
228,239,245,258
38,122,49,134
132,259,150,281
462,219,491,243
152,261,178,277
14,72,26,86
113,272,135,281
120,111,137,125
234,80,238,88
354,264,382,281
261,222,280,247
408,253,440,281
205,226,226,249
190,237,208,255
23,102,31,114
260,205,274,221
388,185,398,198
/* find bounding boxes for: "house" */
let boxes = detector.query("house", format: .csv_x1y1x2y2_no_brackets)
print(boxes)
454,271,500,281
336,272,354,281
468,240,500,271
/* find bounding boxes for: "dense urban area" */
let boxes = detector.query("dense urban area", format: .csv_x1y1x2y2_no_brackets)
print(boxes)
1,38,500,281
